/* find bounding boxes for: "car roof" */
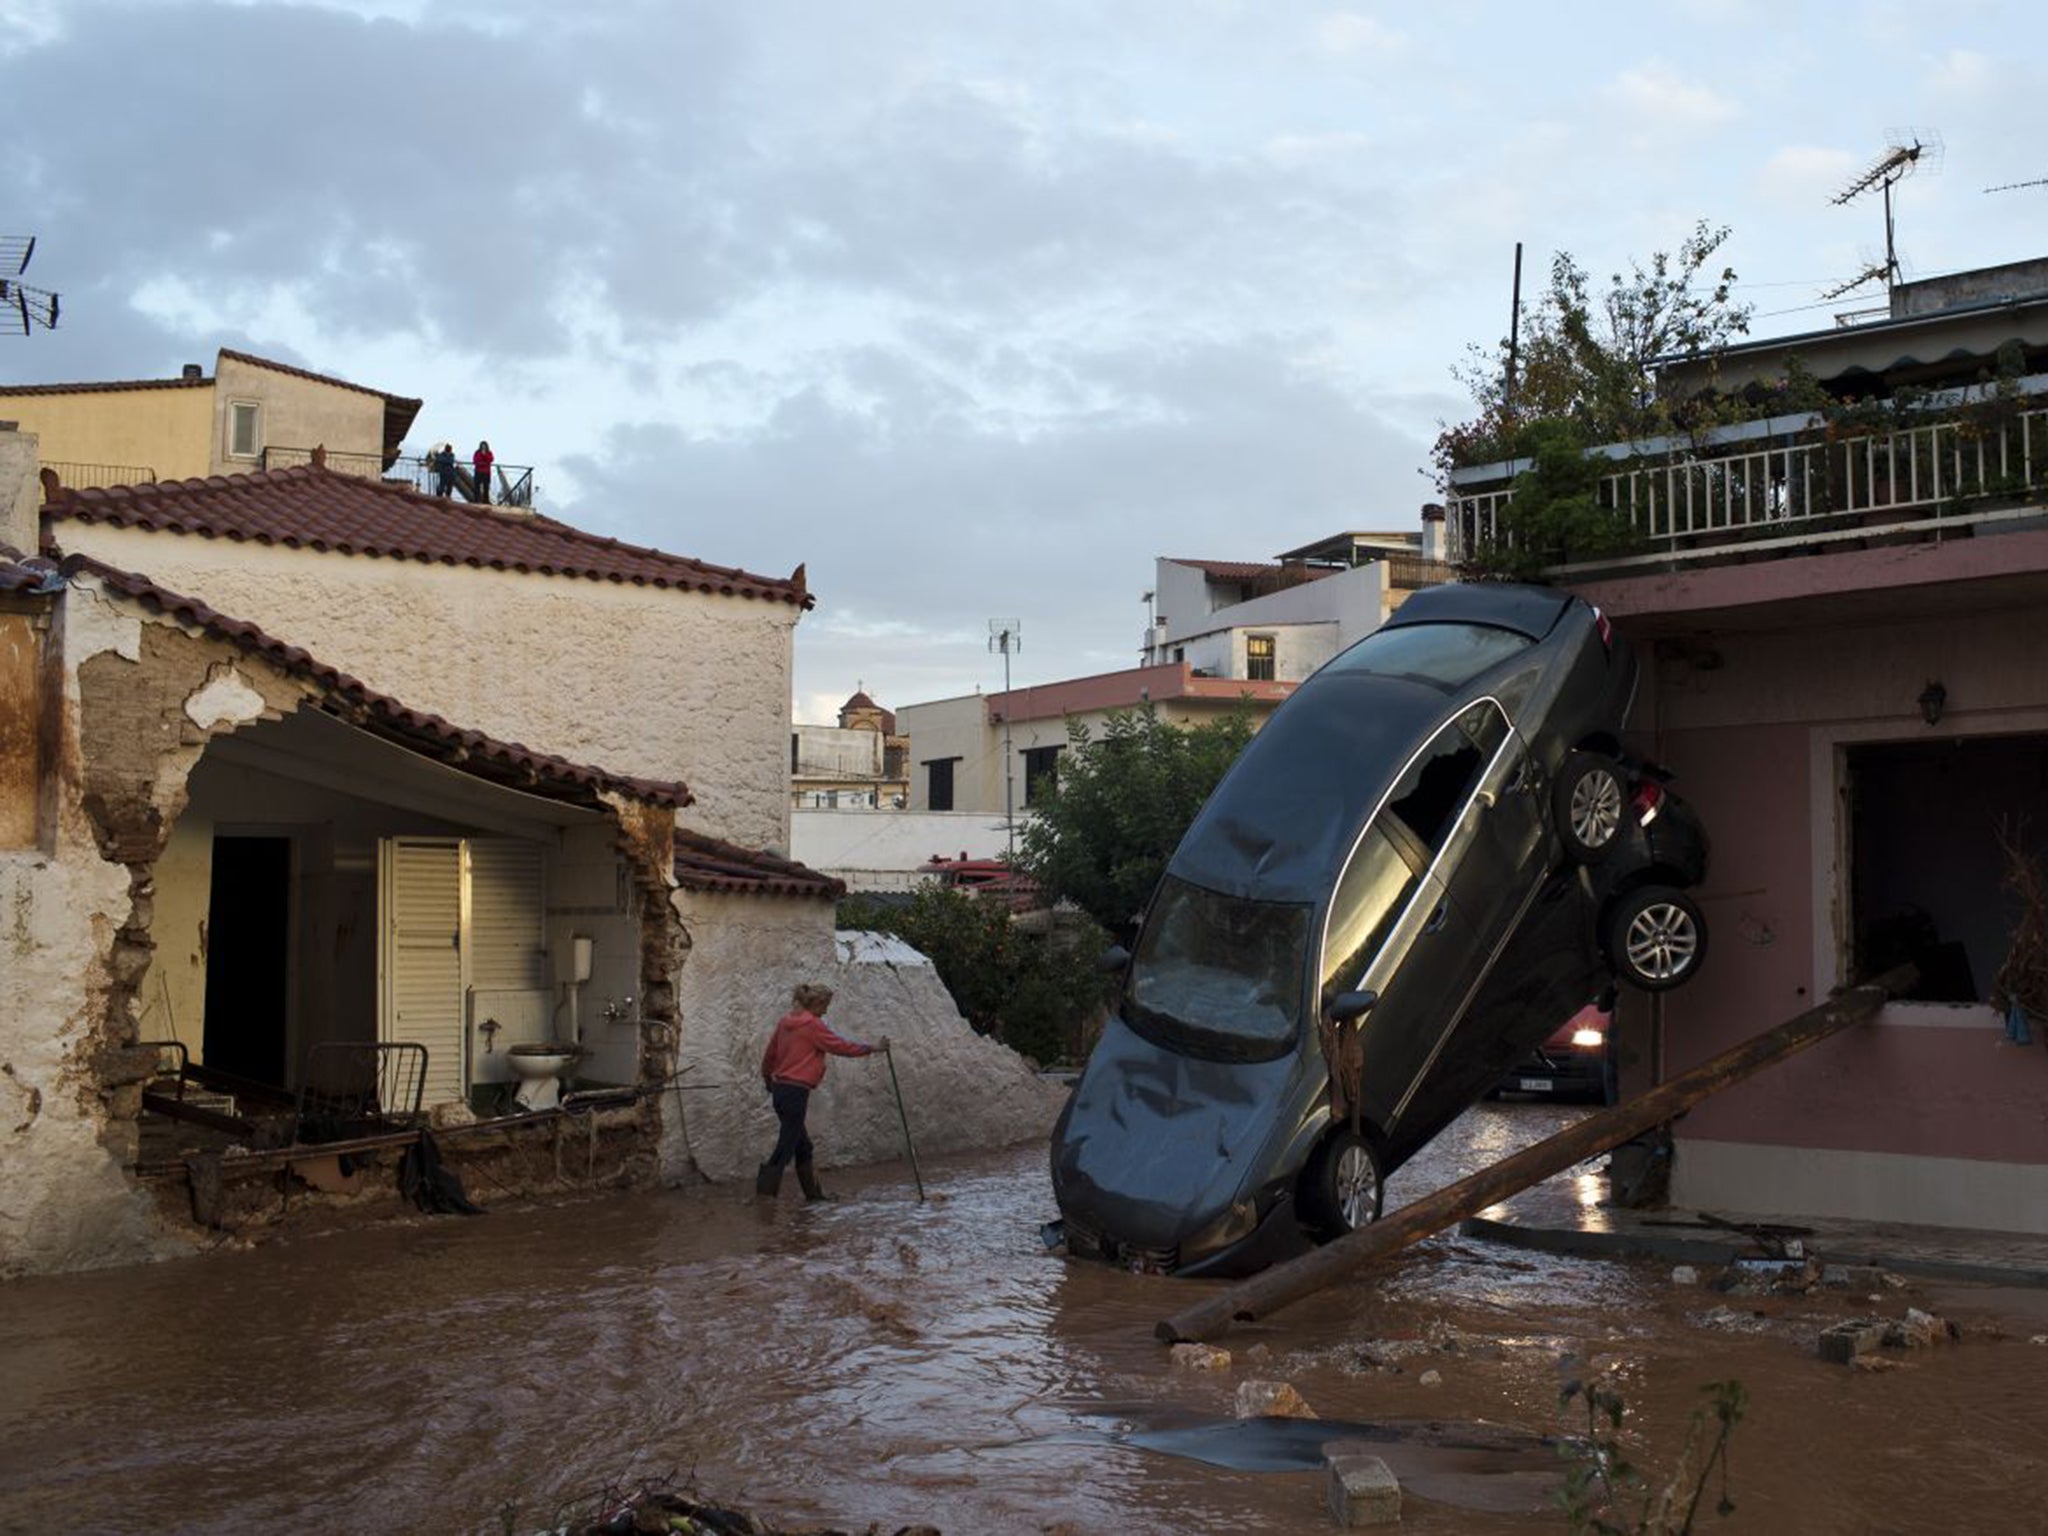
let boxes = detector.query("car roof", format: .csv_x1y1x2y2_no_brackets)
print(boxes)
1381,581,1575,641
1166,671,1456,904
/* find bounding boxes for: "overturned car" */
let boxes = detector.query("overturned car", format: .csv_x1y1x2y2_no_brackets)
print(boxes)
1050,582,1707,1278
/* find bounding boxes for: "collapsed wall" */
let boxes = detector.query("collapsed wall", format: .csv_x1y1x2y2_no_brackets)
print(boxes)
669,894,1069,1182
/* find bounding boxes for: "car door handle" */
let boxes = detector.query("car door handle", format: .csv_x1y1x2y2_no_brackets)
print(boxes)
1474,789,1497,810
1423,901,1449,934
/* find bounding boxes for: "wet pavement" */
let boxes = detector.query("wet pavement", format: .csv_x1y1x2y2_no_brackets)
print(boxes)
3,1102,2046,1534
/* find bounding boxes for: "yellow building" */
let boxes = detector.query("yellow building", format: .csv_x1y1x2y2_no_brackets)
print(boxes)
0,347,420,491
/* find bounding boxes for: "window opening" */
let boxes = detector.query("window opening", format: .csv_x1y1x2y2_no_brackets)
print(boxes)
1023,744,1063,806
1246,634,1276,682
1846,734,2048,1003
228,400,261,459
925,756,958,812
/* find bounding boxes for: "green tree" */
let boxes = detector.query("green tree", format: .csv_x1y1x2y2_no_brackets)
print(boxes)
1017,705,1255,936
837,886,1111,1065
1434,221,1754,480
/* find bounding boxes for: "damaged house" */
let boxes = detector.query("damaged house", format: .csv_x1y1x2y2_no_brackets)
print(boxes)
1445,256,2048,1235
1,419,1062,1278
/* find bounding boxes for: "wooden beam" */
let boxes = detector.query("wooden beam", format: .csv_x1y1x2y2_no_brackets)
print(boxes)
1156,965,1917,1345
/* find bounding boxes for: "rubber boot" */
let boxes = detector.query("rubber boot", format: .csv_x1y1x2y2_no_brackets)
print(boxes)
755,1161,783,1198
796,1160,837,1203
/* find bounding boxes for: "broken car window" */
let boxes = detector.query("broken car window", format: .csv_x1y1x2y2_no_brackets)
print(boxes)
1323,623,1531,692
1128,875,1311,1059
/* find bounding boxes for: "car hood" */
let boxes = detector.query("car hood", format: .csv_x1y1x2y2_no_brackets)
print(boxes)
1166,672,1450,904
1052,1013,1311,1250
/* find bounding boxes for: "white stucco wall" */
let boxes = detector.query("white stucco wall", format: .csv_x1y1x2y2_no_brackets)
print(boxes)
668,893,1066,1183
898,693,1001,813
54,526,800,851
0,585,191,1278
790,807,1014,890
1164,562,1389,675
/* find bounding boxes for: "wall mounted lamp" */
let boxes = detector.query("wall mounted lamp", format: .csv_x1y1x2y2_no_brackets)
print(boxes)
1918,681,1947,726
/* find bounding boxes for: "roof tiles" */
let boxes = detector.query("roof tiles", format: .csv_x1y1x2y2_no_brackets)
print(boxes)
42,463,813,606
674,827,844,900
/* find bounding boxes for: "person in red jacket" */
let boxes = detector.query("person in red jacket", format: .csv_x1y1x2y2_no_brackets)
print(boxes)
756,981,888,1201
472,440,495,505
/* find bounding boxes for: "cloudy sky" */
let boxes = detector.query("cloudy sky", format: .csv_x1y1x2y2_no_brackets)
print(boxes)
5,1,2045,721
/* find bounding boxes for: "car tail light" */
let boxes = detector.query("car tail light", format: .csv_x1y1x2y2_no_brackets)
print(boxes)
1593,607,1613,649
1571,1026,1606,1050
1633,779,1664,826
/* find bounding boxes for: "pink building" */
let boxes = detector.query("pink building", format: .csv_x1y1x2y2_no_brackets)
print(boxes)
1448,257,2048,1234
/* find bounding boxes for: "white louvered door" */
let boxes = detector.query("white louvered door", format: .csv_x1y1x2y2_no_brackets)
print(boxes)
380,837,467,1106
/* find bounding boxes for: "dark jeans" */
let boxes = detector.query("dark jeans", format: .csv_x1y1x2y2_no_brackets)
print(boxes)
767,1081,813,1168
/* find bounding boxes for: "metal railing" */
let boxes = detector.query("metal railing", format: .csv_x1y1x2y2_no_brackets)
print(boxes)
264,446,536,508
42,459,156,492
1447,394,2048,571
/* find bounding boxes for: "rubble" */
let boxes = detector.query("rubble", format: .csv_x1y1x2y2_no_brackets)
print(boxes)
1418,1368,1443,1388
1884,1308,1958,1349
1169,1343,1232,1373
1235,1379,1317,1419
1670,1264,1700,1286
1818,1318,1888,1364
1322,1440,1402,1527
1820,1308,1956,1365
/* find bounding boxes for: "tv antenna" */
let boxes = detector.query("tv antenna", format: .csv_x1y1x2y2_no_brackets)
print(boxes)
1984,176,2048,195
988,619,1022,859
0,236,61,335
1822,131,1942,301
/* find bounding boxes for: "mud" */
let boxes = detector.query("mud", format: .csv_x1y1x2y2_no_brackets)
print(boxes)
2,1103,2045,1534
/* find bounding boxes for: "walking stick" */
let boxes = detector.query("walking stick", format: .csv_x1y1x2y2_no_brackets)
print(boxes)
882,1044,925,1203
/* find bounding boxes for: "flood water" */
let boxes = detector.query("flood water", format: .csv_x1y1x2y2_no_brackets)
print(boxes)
3,1103,2046,1534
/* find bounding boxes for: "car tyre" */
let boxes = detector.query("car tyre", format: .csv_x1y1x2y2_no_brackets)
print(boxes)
1607,885,1708,992
1554,751,1626,864
1301,1128,1384,1238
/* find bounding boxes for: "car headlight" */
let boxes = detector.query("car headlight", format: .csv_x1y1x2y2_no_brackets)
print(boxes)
1183,1198,1259,1259
1571,1027,1605,1049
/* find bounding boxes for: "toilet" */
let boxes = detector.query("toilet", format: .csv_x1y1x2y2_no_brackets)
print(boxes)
507,1042,581,1111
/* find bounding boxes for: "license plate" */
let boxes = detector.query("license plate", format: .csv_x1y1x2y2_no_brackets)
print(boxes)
1518,1077,1554,1092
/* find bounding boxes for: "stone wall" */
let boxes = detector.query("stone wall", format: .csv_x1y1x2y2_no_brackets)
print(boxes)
56,526,800,852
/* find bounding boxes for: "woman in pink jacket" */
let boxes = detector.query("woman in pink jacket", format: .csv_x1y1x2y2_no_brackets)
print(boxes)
756,981,887,1201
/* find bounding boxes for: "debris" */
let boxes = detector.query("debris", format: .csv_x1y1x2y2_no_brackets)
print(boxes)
1670,1264,1699,1286
1169,1342,1232,1373
1691,1305,1768,1334
1820,1264,1891,1290
1851,1354,1906,1374
1884,1308,1956,1349
2028,1335,2048,1346
1818,1318,1888,1364
1242,1342,1273,1364
1323,1440,1402,1527
1418,1368,1443,1388
1235,1379,1317,1419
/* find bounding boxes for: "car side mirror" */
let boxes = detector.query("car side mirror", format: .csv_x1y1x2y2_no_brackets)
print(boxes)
1328,989,1378,1023
1097,945,1132,974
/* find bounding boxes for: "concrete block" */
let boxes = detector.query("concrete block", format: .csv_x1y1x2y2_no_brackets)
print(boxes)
1818,1318,1887,1364
1323,1441,1401,1527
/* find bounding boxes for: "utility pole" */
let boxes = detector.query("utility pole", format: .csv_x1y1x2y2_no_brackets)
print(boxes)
1504,240,1523,424
989,619,1021,861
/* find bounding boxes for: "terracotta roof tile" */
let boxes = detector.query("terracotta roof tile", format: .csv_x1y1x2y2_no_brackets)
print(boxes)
0,374,212,396
1166,558,1337,583
674,827,844,900
62,552,693,811
42,463,813,606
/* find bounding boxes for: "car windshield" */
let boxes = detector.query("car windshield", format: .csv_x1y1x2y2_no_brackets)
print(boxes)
1128,875,1310,1059
1323,622,1531,691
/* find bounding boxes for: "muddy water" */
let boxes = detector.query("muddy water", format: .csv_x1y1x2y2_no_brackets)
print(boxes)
3,1104,2046,1534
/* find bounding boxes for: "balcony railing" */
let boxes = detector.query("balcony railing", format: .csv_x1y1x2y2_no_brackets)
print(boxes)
1446,377,2048,574
263,446,536,508
42,460,157,492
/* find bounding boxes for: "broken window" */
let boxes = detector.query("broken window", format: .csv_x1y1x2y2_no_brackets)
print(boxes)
1846,734,2048,1003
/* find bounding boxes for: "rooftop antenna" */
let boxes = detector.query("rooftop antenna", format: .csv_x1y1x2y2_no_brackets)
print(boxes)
1822,130,1942,302
988,619,1021,861
0,235,61,335
1983,176,2048,195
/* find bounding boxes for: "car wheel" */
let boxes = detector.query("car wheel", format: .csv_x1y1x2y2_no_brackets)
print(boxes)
1301,1128,1384,1238
1554,751,1626,863
1607,885,1708,991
